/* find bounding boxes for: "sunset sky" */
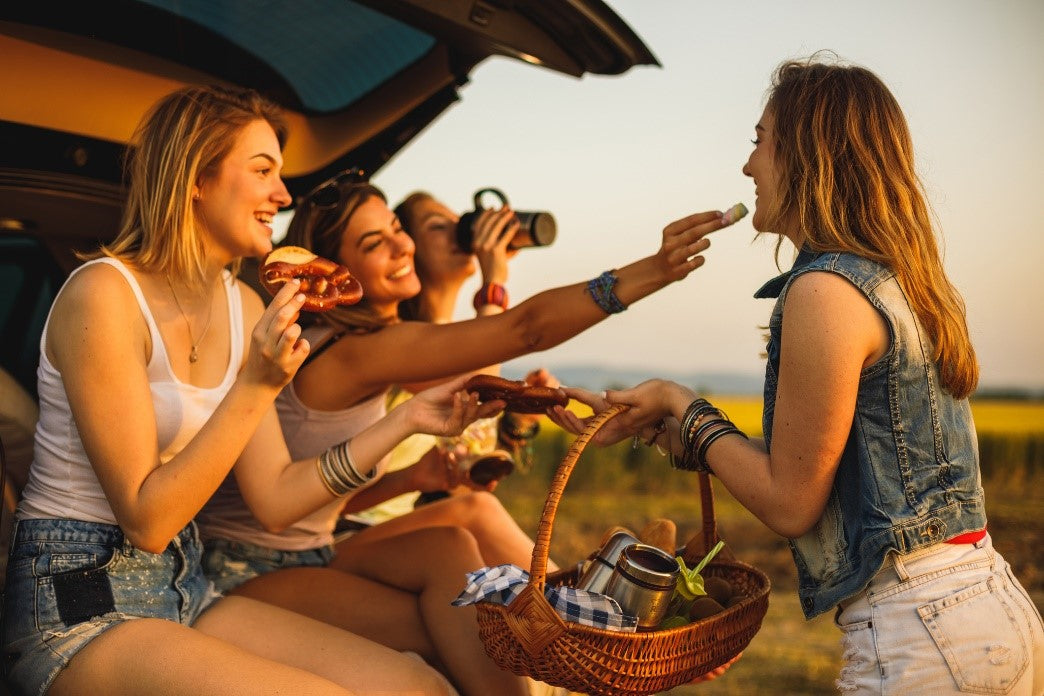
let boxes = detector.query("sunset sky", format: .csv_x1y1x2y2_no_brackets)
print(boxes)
369,0,1044,392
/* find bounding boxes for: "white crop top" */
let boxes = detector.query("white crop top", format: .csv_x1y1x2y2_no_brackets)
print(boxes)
18,258,243,524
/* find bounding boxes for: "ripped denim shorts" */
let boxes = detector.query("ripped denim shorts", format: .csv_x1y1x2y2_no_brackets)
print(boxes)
834,534,1044,695
201,537,334,593
2,518,221,696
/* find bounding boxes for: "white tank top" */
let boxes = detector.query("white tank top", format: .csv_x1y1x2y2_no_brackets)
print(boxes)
196,326,389,550
18,258,243,524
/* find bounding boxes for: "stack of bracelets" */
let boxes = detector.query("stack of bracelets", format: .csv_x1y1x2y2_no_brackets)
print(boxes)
672,398,748,473
316,439,377,496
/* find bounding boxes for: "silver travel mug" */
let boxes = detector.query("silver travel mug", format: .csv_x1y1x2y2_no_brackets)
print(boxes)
604,543,679,629
576,531,640,594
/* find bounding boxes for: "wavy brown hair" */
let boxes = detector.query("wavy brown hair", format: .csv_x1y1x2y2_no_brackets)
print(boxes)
393,190,436,321
94,84,288,285
766,56,977,398
282,180,394,333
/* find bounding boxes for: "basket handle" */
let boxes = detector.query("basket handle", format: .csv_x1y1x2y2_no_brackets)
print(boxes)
695,471,720,560
528,405,720,588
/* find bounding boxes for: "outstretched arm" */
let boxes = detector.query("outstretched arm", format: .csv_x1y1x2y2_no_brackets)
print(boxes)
551,271,888,539
305,209,733,407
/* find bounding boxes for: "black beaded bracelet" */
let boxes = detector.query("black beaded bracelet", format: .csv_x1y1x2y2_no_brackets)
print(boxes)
696,424,748,472
680,409,722,452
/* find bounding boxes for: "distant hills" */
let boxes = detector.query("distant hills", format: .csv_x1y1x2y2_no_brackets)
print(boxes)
501,361,765,396
501,361,1044,400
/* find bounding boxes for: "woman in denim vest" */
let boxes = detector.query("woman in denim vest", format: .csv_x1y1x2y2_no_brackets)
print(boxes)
551,57,1043,694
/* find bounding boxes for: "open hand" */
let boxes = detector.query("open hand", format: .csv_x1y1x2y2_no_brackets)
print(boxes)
406,373,505,436
655,210,734,283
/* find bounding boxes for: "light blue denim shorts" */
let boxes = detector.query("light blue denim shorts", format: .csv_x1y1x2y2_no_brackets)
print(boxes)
834,534,1044,694
2,518,221,696
201,537,334,593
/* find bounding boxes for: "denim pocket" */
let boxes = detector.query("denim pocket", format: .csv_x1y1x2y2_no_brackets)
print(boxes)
33,546,120,631
918,576,1027,694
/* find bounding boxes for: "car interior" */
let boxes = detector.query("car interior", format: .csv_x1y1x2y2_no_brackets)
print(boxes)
0,0,657,609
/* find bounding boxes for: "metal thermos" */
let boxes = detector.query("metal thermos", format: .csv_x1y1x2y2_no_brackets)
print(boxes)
576,531,640,594
604,543,680,629
455,188,556,252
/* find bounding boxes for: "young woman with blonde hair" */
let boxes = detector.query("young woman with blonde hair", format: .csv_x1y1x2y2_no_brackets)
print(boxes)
0,83,496,696
552,57,1044,694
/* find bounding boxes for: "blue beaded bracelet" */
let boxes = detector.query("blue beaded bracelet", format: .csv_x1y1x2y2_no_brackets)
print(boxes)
586,270,627,314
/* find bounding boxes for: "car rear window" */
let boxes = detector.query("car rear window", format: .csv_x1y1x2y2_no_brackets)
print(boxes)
140,0,436,114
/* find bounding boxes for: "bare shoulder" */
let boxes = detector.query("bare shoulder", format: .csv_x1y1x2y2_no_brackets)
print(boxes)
787,269,867,307
53,261,139,322
785,270,887,364
47,261,148,367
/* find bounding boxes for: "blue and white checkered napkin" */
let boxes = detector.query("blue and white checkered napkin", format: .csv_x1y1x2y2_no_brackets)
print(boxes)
452,564,638,632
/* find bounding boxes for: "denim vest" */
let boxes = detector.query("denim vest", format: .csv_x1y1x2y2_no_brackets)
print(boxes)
754,249,986,618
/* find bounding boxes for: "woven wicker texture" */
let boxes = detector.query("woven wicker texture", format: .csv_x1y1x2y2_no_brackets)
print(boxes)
476,404,770,695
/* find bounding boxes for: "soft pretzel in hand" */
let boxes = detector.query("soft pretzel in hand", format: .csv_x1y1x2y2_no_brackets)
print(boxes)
464,374,568,413
260,246,363,312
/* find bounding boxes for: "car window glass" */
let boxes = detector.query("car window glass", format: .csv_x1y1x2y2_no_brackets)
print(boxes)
140,0,436,113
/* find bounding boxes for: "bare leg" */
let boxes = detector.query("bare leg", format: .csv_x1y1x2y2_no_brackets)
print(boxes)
342,491,558,571
331,526,528,696
50,596,450,696
228,565,440,665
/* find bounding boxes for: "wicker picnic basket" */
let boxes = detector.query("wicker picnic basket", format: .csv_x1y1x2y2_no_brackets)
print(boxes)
476,405,771,696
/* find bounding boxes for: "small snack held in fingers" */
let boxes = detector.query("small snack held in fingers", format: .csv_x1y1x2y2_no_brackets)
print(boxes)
260,246,363,312
720,202,748,226
464,374,568,413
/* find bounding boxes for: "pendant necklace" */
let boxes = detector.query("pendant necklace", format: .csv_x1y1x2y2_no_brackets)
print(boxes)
166,276,214,363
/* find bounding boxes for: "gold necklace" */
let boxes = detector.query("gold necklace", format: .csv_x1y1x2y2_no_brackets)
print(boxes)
166,276,215,363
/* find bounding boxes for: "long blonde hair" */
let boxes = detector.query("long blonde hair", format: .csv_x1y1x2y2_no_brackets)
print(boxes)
767,57,978,398
94,84,288,284
282,181,394,333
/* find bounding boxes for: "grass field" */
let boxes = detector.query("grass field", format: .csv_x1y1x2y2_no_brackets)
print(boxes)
494,397,1044,695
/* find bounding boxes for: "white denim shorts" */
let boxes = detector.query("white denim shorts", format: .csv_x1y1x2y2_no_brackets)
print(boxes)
834,534,1043,695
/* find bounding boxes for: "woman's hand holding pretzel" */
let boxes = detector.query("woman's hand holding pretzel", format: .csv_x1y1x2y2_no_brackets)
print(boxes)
242,280,310,392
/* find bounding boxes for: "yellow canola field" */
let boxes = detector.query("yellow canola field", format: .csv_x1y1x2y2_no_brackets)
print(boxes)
562,397,1043,438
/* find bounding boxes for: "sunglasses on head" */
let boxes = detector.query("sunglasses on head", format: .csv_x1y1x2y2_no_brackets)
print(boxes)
304,167,368,209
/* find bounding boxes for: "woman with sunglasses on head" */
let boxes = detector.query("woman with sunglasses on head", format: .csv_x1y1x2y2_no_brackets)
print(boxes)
0,83,498,696
348,191,557,524
196,170,732,693
550,56,1044,694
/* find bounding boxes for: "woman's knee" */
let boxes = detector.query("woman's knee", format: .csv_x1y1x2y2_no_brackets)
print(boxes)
426,524,482,556
450,490,507,523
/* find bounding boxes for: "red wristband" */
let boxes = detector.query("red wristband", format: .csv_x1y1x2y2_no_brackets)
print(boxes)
473,282,509,311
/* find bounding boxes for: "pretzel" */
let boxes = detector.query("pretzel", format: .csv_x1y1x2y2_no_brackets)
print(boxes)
464,374,568,413
259,246,363,312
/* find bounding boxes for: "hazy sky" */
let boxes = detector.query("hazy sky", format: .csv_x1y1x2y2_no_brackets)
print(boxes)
368,0,1044,391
